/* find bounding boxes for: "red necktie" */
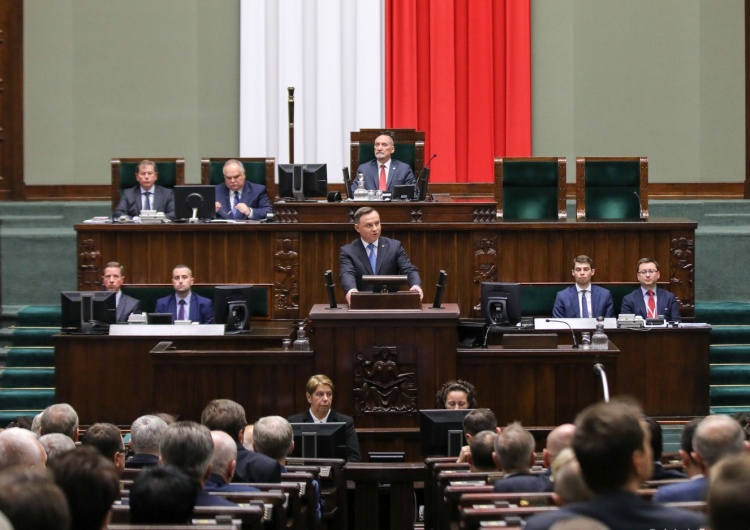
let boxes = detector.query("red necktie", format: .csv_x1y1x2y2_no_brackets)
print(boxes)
379,164,387,191
647,291,655,318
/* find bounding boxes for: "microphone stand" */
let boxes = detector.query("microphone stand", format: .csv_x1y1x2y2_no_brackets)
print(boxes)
545,319,579,348
594,363,610,402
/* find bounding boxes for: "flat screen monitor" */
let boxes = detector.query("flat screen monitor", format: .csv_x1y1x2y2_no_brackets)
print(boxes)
174,185,216,221
147,313,174,325
342,167,352,200
278,164,328,201
393,184,415,201
416,167,431,201
419,409,474,457
289,422,347,460
481,282,522,327
360,274,408,294
213,284,253,334
60,291,116,334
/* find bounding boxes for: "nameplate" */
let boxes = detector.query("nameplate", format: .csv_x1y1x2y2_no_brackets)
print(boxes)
109,324,225,336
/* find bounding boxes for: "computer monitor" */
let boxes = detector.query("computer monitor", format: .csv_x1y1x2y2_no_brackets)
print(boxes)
278,164,328,201
419,409,474,457
174,185,216,221
481,282,522,327
360,275,408,294
289,422,347,459
60,291,116,334
213,285,253,334
415,167,431,201
147,313,174,325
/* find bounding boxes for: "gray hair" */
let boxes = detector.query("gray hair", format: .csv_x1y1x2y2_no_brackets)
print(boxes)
39,433,76,460
694,415,745,468
160,421,213,482
253,416,294,461
0,428,45,470
494,422,535,473
131,415,169,454
40,403,79,439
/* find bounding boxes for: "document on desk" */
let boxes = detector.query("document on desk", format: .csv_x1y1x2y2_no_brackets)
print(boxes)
534,318,618,330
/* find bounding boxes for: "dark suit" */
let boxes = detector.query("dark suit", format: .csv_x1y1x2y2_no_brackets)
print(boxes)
194,488,237,507
287,409,361,462
620,287,682,322
113,185,175,219
234,443,282,483
124,453,159,469
653,476,707,503
652,461,687,481
214,181,272,220
154,292,214,324
552,285,614,318
339,236,421,294
524,490,707,530
492,473,552,493
203,473,259,493
116,292,141,323
356,159,415,193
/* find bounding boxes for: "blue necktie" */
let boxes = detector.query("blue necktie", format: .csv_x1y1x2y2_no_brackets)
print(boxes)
143,191,151,210
178,299,186,321
581,290,589,318
367,243,377,273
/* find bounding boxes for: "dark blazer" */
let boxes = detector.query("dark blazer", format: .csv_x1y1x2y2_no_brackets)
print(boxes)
524,490,707,530
234,443,282,483
194,488,237,507
492,473,552,493
652,461,687,481
203,473,259,493
154,292,214,324
620,287,682,322
214,181,272,220
124,453,159,469
116,293,141,323
287,409,361,462
552,285,614,318
356,159,415,192
339,236,421,294
653,476,707,503
113,185,175,219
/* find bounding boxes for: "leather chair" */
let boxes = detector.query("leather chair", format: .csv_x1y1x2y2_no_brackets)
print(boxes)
200,157,276,200
350,128,425,179
576,156,648,220
494,157,566,221
110,158,185,210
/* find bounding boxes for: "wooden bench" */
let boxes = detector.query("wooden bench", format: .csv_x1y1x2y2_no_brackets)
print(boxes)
208,490,290,530
109,504,265,530
460,505,558,530
286,458,347,530
423,459,471,530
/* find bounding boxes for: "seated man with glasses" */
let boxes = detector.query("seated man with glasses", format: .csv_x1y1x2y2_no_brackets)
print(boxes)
214,159,272,220
620,258,681,322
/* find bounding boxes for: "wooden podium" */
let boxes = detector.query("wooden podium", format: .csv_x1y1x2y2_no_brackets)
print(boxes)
349,291,421,310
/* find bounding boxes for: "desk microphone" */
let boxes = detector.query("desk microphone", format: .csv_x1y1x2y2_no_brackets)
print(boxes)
425,153,437,168
545,319,578,348
633,191,645,220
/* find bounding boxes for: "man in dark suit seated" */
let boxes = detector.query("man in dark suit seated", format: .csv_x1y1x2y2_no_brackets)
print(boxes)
130,465,197,525
339,207,422,305
126,414,169,469
356,133,415,193
620,257,682,322
200,398,281,483
492,422,552,493
154,264,214,324
113,159,175,220
204,430,258,493
102,261,141,323
288,374,361,462
214,159,272,220
524,399,707,530
552,255,614,318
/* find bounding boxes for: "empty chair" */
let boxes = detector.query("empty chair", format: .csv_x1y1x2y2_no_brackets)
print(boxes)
494,157,566,221
575,156,648,220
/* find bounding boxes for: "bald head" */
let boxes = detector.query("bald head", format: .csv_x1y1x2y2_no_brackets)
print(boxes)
0,428,47,470
694,414,746,469
210,430,238,482
40,404,79,441
544,423,576,468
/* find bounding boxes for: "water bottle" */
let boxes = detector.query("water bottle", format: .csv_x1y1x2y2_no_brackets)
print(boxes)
591,318,609,350
293,321,311,351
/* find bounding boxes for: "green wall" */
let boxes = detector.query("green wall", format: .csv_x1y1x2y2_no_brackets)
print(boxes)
24,0,744,186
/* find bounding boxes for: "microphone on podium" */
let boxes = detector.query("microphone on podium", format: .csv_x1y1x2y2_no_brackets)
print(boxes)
545,319,578,348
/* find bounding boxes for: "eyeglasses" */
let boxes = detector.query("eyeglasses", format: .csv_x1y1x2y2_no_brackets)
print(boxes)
638,269,658,275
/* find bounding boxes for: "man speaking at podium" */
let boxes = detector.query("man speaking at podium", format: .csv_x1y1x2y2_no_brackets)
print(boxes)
339,207,422,305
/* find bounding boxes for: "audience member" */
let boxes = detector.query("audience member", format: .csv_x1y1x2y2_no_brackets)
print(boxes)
242,423,254,451
201,398,281,483
253,416,294,467
204,430,259,493
492,422,551,493
339,206,422,305
543,423,576,475
553,255,614,318
550,448,592,506
102,261,141,322
48,445,120,530
620,258,682,322
436,379,477,409
676,417,703,478
524,399,706,530
214,159,272,220
654,414,746,502
0,466,70,530
154,264,214,324
113,159,175,219
30,412,42,435
707,452,750,530
80,422,126,476
130,465,197,525
457,408,498,464
126,414,169,468
39,433,76,461
643,415,687,480
39,403,79,441
288,374,361,462
0,427,47,470
356,133,415,192
468,430,498,472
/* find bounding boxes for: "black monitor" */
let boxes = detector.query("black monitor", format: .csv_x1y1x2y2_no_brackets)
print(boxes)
416,167,431,201
419,409,474,457
289,422,347,459
147,313,174,325
60,291,116,334
174,185,216,221
213,285,253,334
360,274,408,294
278,164,328,201
481,282,522,326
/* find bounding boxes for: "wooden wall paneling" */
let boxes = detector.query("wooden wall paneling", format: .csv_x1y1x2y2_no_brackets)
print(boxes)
0,0,23,200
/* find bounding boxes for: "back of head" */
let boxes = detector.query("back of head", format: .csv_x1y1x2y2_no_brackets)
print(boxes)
39,433,76,461
253,415,294,461
545,423,576,466
694,414,746,468
160,421,214,482
572,399,645,493
0,427,46,470
130,414,169,455
0,466,70,530
201,399,247,441
708,452,750,530
130,465,197,524
81,422,123,460
643,415,663,461
469,430,497,472
551,448,593,505
494,422,535,473
48,445,120,530
40,403,78,439
463,408,497,437
210,430,238,478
